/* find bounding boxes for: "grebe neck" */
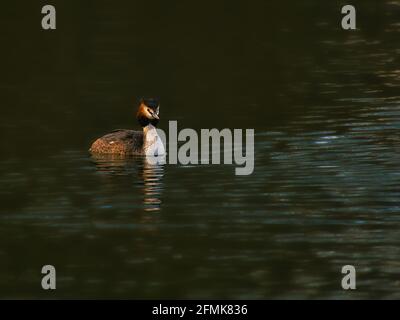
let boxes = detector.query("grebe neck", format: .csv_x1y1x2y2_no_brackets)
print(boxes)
142,124,165,156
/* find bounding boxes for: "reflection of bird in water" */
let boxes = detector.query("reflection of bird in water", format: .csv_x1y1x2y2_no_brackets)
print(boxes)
90,154,164,212
141,159,164,212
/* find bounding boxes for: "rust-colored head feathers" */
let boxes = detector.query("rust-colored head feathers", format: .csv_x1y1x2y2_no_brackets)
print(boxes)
136,98,160,127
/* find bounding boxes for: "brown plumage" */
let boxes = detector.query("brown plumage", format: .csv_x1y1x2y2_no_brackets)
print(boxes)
89,98,160,155
89,129,144,155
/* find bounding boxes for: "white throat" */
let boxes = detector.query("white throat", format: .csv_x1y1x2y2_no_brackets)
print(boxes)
143,124,165,157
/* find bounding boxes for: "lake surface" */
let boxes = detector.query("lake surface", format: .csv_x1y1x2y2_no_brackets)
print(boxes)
0,0,400,299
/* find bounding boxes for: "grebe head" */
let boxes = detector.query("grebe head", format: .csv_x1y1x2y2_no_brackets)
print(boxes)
136,98,160,127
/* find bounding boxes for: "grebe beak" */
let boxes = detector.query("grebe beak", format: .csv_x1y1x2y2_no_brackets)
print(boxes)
152,111,159,120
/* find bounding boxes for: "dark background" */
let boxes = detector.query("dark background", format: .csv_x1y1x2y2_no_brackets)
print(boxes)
0,0,392,155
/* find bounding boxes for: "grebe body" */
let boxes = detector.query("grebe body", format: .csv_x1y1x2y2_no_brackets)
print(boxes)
89,98,165,156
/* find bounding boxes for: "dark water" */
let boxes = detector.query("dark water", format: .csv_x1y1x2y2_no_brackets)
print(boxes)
1,0,400,298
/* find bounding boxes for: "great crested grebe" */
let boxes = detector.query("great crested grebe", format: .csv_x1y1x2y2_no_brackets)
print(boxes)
89,98,165,156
